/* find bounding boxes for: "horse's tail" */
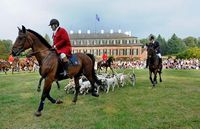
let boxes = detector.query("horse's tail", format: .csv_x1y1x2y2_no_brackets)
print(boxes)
86,53,102,85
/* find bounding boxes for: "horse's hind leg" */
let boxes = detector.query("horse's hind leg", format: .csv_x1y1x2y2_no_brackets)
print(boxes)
56,81,60,90
37,77,43,92
72,77,80,103
159,71,162,82
85,74,99,97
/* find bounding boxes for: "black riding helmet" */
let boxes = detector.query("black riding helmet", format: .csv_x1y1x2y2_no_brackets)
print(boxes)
49,19,59,26
149,35,155,40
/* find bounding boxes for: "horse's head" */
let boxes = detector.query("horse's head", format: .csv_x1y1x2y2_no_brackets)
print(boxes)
12,25,33,56
147,45,156,59
108,56,114,63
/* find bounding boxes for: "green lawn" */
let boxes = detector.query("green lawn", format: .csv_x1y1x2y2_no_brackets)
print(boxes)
0,69,200,129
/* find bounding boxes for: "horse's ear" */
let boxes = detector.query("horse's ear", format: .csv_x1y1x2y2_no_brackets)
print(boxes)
22,25,26,33
17,26,21,31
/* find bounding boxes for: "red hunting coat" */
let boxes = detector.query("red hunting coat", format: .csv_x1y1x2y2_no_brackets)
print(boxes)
53,27,72,57
102,53,108,61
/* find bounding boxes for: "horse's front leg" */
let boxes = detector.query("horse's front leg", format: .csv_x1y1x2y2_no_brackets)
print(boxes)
35,77,62,117
72,77,80,104
12,67,14,74
110,67,114,74
153,71,157,85
35,87,49,116
149,71,154,85
3,68,7,75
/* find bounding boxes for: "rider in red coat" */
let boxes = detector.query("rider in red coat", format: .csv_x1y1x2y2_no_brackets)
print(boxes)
8,55,14,64
102,51,108,63
49,19,72,76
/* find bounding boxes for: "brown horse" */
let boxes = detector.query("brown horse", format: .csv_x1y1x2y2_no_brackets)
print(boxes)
147,45,162,87
97,56,114,73
11,25,100,116
0,60,11,74
11,57,20,74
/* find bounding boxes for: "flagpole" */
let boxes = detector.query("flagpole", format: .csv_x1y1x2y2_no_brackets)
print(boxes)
95,14,100,34
95,16,96,34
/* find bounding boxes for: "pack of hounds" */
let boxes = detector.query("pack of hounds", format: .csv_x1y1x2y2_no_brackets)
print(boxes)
64,71,136,95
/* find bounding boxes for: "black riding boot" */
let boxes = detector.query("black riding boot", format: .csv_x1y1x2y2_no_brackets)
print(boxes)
60,59,69,76
159,58,162,65
145,58,149,68
62,61,68,76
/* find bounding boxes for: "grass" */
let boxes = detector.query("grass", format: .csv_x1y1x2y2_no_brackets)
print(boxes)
0,69,200,129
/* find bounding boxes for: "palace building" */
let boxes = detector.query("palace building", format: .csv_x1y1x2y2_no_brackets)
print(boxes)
70,30,146,60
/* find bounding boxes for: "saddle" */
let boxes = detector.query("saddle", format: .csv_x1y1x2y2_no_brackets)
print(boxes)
56,54,80,80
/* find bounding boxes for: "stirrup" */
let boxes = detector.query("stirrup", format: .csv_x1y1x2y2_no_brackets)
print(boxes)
60,70,68,76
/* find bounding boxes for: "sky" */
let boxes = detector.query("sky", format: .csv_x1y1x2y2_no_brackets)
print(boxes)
1,0,200,42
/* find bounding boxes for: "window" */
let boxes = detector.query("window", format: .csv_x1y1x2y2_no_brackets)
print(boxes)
112,49,116,55
127,49,130,55
133,49,138,55
123,49,127,55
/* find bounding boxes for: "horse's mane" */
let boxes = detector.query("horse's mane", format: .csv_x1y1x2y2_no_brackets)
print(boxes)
27,29,52,49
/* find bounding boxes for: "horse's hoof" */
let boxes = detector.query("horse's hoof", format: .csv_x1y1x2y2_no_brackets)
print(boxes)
56,99,63,104
92,92,99,97
34,111,42,117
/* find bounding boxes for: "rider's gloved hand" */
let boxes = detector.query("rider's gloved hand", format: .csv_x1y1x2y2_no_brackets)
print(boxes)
50,45,56,51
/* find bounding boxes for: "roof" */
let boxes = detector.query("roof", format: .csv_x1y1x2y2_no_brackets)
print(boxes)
70,32,137,40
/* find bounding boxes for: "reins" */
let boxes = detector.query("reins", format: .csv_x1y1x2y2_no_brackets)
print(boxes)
27,48,51,57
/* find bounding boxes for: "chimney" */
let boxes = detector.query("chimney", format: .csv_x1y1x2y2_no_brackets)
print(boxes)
70,30,74,34
87,30,90,34
110,29,113,34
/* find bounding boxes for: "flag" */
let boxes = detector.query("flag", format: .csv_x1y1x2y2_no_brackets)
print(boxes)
96,14,100,22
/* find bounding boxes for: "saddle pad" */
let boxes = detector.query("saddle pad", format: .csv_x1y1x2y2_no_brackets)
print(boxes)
69,54,79,65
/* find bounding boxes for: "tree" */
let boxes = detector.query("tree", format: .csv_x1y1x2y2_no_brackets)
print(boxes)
0,40,13,60
140,38,148,46
197,37,200,47
177,47,200,59
167,34,186,55
44,34,52,45
183,36,198,48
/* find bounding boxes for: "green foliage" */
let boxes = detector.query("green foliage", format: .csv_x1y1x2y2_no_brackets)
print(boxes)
0,40,13,60
197,37,200,47
176,47,200,59
167,34,187,55
140,38,148,46
183,36,198,48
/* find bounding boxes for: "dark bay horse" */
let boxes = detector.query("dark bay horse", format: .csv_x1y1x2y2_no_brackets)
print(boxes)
97,57,114,73
11,25,100,116
147,45,162,87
